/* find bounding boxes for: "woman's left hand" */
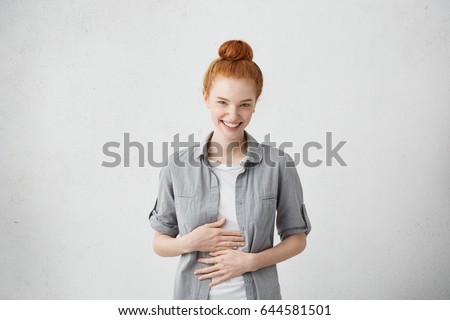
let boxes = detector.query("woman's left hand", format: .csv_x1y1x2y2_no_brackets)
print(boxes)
195,250,254,286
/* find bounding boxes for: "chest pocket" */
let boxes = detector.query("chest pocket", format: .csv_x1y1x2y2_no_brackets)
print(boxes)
254,192,277,232
260,193,277,215
174,193,200,234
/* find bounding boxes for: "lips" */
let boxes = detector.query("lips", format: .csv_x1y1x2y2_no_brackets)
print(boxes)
221,120,242,128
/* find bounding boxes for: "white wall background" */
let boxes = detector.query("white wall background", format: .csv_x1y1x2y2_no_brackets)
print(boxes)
1,0,449,299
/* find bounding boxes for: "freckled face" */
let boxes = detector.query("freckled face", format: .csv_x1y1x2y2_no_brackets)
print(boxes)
203,76,257,142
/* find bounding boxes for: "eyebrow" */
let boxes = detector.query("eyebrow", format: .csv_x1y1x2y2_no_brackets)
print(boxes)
216,96,254,102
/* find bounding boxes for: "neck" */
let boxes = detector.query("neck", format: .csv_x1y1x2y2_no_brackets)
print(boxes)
208,131,248,164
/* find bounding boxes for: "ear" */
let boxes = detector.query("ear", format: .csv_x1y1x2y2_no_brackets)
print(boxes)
202,90,209,104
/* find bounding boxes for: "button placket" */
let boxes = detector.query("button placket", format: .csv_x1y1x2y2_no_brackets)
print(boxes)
208,168,220,222
234,169,246,242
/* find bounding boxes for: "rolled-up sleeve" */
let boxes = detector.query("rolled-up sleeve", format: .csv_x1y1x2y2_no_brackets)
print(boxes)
148,165,179,238
276,153,311,241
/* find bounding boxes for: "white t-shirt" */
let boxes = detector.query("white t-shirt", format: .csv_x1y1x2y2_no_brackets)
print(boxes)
207,157,247,300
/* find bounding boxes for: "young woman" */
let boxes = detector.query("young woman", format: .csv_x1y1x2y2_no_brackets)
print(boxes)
149,39,311,300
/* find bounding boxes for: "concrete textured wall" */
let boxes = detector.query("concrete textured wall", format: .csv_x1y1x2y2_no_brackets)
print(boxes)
1,0,449,299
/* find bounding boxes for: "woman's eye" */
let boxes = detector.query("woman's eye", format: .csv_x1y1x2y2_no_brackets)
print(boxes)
217,101,226,105
241,103,250,107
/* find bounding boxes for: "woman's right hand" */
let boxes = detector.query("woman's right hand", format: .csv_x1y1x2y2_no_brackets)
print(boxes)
182,218,245,253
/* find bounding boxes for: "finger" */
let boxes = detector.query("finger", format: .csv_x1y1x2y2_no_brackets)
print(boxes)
194,265,219,275
222,235,245,242
219,230,243,236
199,270,224,281
206,218,226,228
210,246,239,252
210,247,227,251
219,235,245,242
209,250,227,256
219,241,245,248
197,257,216,264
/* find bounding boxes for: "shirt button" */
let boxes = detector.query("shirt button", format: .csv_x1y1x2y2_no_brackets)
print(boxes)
237,200,242,205
245,279,251,283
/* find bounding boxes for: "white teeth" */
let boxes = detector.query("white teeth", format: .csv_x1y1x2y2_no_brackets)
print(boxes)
222,121,240,128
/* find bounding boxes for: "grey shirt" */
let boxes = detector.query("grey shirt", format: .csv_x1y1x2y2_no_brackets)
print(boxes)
148,130,311,299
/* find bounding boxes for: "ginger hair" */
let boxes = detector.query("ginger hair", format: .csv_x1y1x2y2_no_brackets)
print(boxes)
203,40,264,102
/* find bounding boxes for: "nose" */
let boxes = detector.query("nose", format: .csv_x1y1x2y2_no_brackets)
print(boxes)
227,105,239,120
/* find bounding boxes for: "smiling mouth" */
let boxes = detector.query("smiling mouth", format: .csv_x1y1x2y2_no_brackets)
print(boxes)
221,120,242,128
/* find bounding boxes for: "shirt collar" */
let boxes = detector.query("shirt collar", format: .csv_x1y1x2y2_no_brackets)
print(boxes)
193,130,263,166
